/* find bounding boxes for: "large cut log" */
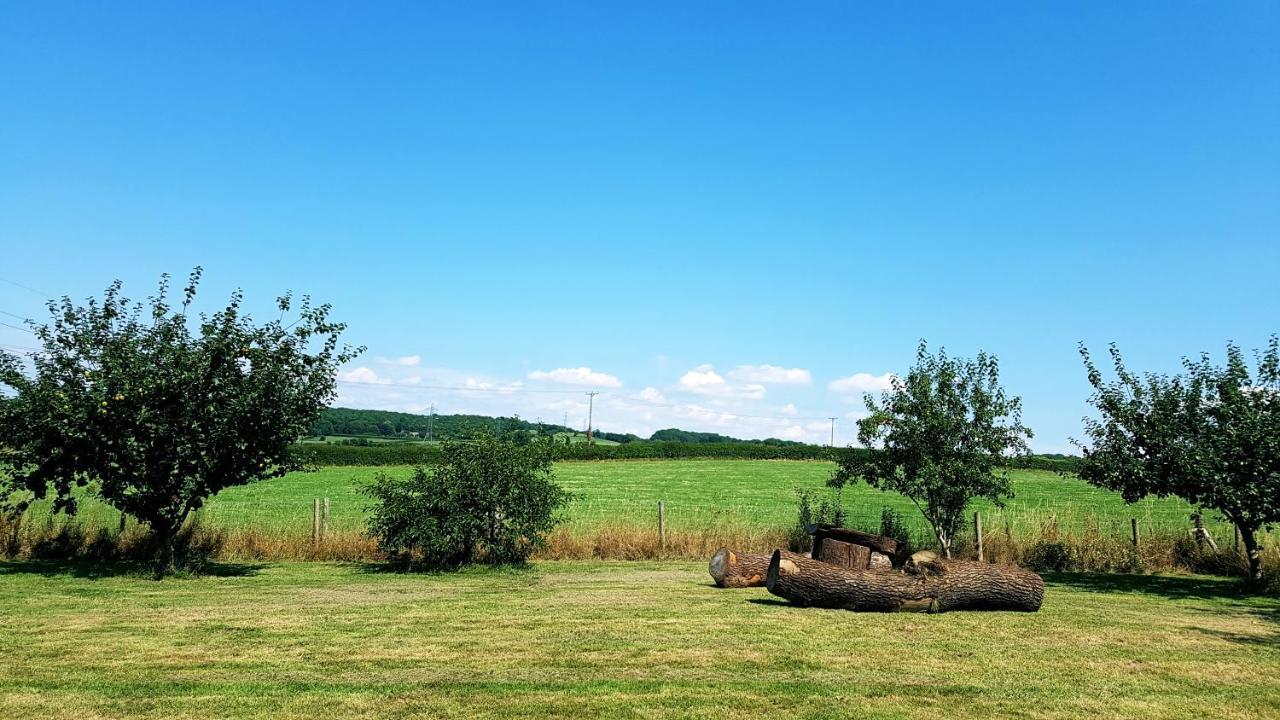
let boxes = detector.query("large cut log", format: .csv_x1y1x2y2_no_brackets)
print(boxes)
869,552,893,571
814,538,871,570
708,547,772,588
806,525,899,557
766,550,1044,612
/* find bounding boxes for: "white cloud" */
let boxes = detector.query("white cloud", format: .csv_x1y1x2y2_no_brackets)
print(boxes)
466,377,524,394
778,425,806,440
339,367,389,385
527,367,622,387
677,364,766,399
635,386,666,403
780,403,798,416
829,372,896,395
729,364,812,385
383,355,421,367
678,365,725,392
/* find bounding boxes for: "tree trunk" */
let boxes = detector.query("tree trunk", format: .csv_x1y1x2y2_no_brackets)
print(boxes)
1238,524,1263,586
766,550,1044,613
805,525,898,556
708,547,772,588
934,525,953,560
815,538,871,570
152,525,177,579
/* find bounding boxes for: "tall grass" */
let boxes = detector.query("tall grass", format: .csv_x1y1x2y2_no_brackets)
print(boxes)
4,508,1275,592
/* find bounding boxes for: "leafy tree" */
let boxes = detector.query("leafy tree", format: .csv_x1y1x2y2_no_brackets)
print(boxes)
1077,338,1280,584
0,269,361,575
363,433,571,568
830,341,1032,557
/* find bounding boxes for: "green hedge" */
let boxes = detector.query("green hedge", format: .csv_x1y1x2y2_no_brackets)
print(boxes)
290,441,849,466
289,441,1079,470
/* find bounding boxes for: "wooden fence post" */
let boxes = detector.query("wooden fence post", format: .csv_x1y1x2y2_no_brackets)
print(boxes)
312,498,320,544
974,511,984,562
322,497,330,538
658,500,665,558
1131,518,1139,548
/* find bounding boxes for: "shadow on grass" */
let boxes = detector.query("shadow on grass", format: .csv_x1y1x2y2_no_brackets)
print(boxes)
0,559,264,580
1046,571,1276,603
746,597,792,607
353,561,540,578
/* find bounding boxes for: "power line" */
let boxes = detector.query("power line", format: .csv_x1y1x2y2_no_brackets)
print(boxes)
0,320,34,334
0,309,33,321
0,277,52,298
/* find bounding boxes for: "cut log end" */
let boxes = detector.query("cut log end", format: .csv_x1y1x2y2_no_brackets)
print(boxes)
709,547,773,588
708,548,731,584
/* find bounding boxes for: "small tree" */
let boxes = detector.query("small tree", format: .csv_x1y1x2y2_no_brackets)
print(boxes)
364,433,571,568
1077,338,1280,585
830,341,1032,558
0,269,360,575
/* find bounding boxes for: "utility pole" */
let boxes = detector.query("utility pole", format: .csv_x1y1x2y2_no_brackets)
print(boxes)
585,391,599,444
828,417,838,447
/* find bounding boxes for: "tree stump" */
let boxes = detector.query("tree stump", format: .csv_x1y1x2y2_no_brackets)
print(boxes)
766,550,1044,612
807,525,899,557
708,547,772,588
815,538,871,570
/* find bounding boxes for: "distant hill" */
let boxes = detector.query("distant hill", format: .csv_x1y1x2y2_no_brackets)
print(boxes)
312,408,798,445
311,407,642,443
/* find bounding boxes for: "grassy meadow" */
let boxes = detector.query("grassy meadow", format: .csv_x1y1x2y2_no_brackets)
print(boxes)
34,459,1223,544
1,560,1277,720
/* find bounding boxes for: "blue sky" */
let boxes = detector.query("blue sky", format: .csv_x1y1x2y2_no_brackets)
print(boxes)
2,3,1277,452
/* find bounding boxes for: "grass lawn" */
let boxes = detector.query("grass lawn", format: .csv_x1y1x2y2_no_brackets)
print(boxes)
0,560,1276,719
40,460,1220,543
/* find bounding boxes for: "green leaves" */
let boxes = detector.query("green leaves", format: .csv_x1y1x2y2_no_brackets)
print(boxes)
1078,337,1280,583
831,340,1031,557
363,434,571,569
0,270,361,574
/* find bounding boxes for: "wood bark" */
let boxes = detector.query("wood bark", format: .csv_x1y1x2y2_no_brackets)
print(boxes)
806,525,899,557
815,538,871,570
766,550,1044,613
869,552,892,571
708,547,772,588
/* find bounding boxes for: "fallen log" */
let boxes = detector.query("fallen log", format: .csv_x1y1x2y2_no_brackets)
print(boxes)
806,525,899,557
708,547,772,588
869,552,892,571
766,550,1044,613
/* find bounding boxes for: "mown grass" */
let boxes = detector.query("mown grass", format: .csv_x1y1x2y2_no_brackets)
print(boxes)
0,560,1276,719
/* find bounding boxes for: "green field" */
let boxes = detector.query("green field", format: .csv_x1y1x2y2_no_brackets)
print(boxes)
1,560,1275,719
39,460,1223,545
299,432,619,446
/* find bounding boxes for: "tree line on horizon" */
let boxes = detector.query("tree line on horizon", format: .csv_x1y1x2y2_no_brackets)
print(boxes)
310,407,814,447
